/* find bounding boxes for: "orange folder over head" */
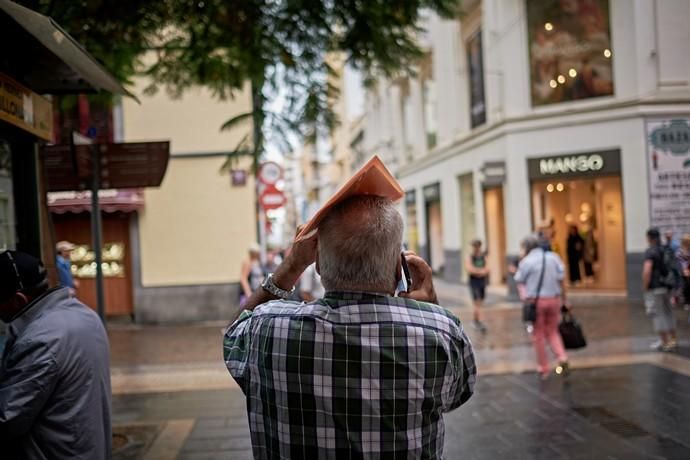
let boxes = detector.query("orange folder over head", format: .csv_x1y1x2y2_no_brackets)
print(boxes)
295,155,404,241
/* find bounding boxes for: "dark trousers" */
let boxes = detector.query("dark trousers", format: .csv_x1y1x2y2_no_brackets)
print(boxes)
568,257,581,283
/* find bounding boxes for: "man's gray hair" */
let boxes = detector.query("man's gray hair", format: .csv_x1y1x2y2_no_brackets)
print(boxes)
318,195,403,292
522,234,540,253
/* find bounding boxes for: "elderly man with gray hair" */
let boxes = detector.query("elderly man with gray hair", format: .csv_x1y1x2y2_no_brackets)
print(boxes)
224,195,476,459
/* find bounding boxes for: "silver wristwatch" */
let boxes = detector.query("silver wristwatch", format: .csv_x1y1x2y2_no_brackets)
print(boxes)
261,273,295,299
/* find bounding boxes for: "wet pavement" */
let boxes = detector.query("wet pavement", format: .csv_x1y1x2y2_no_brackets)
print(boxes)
108,293,690,459
112,363,690,459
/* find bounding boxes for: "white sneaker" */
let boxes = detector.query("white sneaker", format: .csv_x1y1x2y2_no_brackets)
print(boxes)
650,340,664,351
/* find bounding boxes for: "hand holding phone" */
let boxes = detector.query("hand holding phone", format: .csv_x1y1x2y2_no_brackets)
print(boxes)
398,251,438,304
399,251,412,293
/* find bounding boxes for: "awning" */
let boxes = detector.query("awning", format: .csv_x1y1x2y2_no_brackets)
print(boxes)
0,0,136,99
47,189,144,214
42,141,170,192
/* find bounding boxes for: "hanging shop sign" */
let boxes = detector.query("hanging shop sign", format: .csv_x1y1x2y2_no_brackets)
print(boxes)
42,141,170,191
528,149,620,180
423,183,441,202
0,73,53,141
481,161,506,187
230,169,247,187
646,118,690,234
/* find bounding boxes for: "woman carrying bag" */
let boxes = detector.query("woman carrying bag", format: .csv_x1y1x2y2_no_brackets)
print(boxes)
515,235,570,380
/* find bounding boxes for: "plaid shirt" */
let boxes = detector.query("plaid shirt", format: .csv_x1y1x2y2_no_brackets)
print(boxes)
224,291,476,459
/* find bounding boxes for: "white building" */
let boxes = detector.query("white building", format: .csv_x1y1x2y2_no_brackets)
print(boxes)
360,0,690,300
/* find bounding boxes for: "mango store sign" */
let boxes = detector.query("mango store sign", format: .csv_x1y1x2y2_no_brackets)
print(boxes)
539,154,604,175
528,149,620,180
647,118,690,234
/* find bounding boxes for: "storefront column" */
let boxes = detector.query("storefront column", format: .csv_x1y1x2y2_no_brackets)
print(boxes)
415,184,428,263
473,167,486,249
441,176,461,283
623,120,651,301
504,152,532,256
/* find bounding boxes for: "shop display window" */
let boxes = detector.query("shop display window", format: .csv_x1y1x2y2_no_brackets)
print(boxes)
526,0,614,106
70,243,126,278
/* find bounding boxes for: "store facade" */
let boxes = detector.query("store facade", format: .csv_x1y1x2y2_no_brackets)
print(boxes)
1,0,130,346
48,189,145,317
362,0,690,301
528,149,626,290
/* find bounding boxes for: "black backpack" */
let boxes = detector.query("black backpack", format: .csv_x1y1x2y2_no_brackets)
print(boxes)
658,245,682,289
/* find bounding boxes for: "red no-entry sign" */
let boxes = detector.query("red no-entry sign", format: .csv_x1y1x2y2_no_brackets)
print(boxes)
259,184,286,210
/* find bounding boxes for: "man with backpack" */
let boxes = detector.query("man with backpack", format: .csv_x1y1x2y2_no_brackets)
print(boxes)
643,228,679,351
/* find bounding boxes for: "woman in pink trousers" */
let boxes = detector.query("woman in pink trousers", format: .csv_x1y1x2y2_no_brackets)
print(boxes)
514,235,569,380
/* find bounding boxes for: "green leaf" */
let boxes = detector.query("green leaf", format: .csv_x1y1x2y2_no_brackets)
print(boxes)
220,111,254,132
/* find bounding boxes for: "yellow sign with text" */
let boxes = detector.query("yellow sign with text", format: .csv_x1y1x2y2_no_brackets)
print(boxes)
0,73,53,141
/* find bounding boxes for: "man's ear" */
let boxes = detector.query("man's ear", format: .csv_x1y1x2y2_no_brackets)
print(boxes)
15,292,29,307
395,257,402,283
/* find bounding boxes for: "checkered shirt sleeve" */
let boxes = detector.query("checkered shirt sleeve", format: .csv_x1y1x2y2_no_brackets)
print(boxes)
224,292,476,459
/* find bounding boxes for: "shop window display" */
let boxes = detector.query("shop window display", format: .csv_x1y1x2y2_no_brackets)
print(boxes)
70,243,126,278
532,177,625,290
527,0,614,106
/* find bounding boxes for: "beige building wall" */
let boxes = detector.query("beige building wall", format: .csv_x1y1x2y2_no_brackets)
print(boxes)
123,75,255,287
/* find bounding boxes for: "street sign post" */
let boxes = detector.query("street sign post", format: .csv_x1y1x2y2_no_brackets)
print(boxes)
256,161,285,264
258,161,283,185
259,184,286,210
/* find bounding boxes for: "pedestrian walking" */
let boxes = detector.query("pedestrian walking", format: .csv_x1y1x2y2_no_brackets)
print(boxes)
224,195,475,458
55,240,79,296
465,238,489,333
0,251,112,459
514,235,569,380
643,228,678,351
566,225,584,285
238,243,265,307
678,234,690,310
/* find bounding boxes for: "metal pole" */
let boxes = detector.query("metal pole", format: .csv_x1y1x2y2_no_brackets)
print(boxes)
90,145,105,323
258,206,267,264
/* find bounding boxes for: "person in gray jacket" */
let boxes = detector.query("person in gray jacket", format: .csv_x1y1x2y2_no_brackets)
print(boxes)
0,250,112,459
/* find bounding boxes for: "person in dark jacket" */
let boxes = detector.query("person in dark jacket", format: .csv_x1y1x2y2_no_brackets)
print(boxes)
0,250,112,460
566,225,584,285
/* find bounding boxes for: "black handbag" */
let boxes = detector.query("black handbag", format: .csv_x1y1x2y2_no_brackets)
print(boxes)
522,251,546,323
559,311,587,349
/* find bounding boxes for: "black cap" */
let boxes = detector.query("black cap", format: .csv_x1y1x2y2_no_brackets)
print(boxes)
0,250,47,301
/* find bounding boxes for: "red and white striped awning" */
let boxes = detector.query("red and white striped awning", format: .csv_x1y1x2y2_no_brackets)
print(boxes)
47,189,144,214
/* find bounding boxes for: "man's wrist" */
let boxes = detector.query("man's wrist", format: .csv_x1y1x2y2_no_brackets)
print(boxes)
272,257,307,291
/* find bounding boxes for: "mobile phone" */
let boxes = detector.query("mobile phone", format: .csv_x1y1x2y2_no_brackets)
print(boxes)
400,251,412,293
